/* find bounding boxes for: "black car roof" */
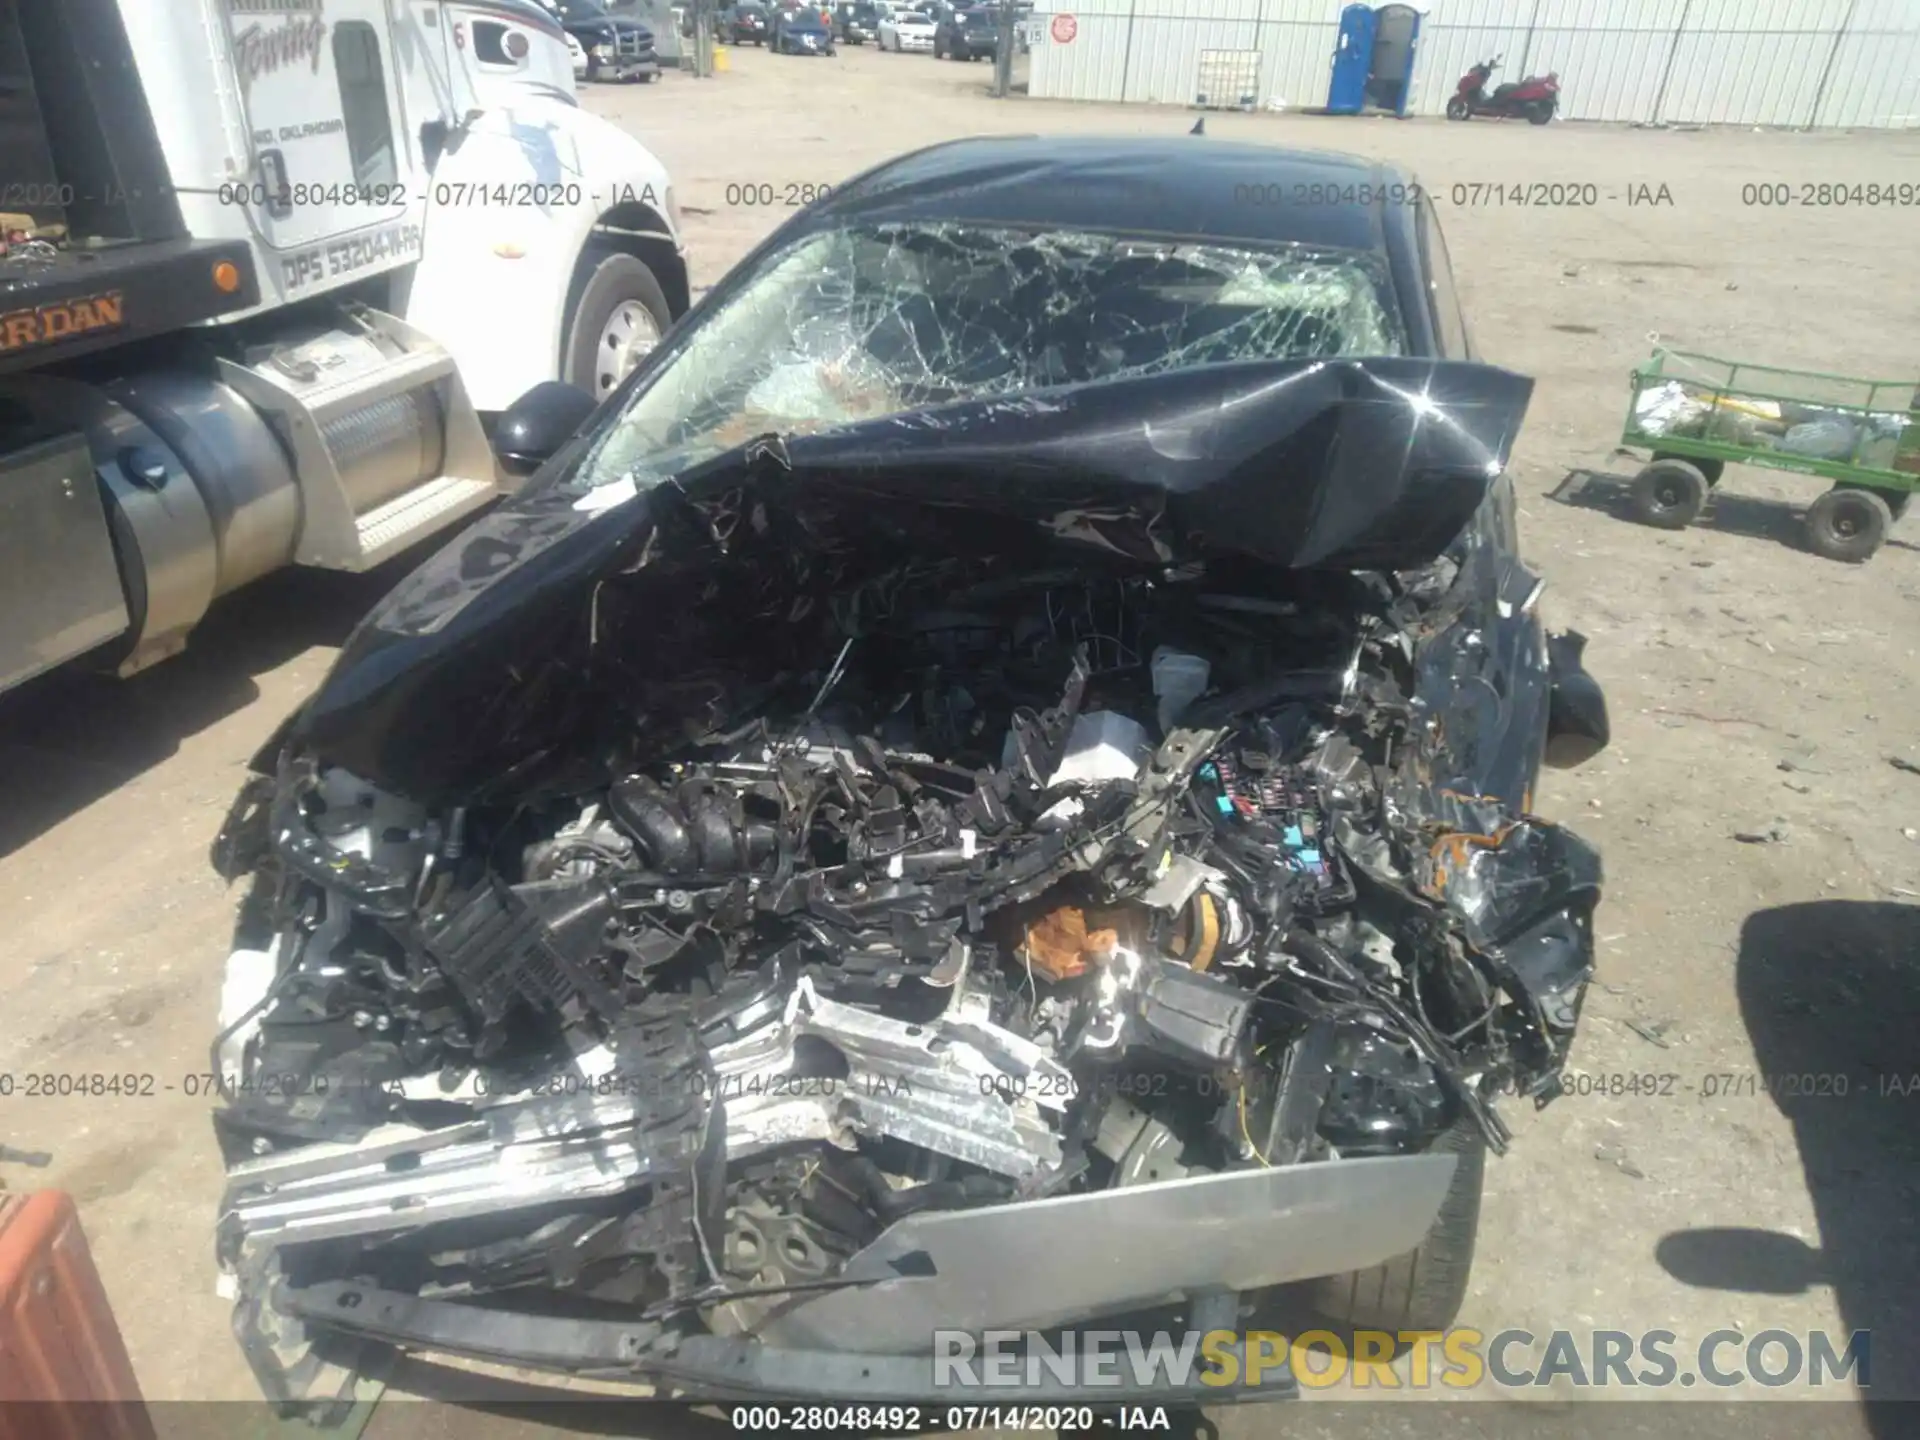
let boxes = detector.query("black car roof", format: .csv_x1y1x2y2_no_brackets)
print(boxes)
806,135,1412,256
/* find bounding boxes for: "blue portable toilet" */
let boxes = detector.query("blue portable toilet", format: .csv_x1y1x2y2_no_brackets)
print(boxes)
1326,2,1423,116
1326,5,1376,114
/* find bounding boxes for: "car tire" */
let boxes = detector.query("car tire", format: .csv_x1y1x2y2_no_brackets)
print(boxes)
1445,96,1470,120
1629,458,1709,529
1307,1116,1486,1333
1651,451,1723,486
1806,485,1893,563
562,250,673,401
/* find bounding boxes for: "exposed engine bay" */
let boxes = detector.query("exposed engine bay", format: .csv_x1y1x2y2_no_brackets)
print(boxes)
206,356,1606,1405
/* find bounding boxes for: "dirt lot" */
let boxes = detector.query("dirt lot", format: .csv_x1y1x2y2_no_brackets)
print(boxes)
3,41,1918,1435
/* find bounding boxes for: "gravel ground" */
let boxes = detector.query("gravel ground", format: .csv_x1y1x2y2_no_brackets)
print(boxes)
2,40,1918,1439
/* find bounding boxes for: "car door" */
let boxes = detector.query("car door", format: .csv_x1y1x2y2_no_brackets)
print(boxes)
228,0,415,259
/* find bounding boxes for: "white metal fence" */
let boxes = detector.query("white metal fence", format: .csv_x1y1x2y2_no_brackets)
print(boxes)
1025,0,1920,128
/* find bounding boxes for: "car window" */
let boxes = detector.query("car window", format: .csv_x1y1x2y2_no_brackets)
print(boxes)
569,222,1407,495
1419,199,1473,359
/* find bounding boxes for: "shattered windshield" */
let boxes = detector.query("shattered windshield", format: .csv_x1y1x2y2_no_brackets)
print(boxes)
569,222,1406,496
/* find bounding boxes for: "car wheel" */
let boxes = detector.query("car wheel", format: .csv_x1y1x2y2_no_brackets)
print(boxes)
1308,1116,1486,1333
1445,96,1470,120
563,250,672,402
1806,485,1893,563
1652,451,1723,486
1629,458,1709,530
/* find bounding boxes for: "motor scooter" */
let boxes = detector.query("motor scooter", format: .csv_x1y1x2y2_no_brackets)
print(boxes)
1447,56,1558,123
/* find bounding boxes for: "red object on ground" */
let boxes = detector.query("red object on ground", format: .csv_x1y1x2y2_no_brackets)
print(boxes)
0,1190,156,1440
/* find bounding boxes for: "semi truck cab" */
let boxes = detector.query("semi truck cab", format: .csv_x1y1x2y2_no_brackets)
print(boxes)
0,0,689,696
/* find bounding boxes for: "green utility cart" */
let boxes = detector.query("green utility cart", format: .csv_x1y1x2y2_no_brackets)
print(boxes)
1615,349,1920,563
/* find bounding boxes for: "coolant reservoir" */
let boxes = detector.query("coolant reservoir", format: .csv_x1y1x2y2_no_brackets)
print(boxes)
1151,648,1211,732
1038,711,1153,827
1051,710,1153,786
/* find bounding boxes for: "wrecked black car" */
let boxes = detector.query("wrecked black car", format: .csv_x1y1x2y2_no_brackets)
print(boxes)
208,137,1610,1411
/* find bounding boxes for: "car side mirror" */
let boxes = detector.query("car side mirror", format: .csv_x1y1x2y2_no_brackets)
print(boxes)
1544,629,1610,769
493,381,597,478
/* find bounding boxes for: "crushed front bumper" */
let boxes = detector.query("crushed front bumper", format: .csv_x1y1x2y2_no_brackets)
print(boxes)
225,1151,1455,1405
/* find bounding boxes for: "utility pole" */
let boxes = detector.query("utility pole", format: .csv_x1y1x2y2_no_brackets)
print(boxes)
993,1,1015,96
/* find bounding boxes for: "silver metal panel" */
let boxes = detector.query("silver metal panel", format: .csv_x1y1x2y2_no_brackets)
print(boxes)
0,434,129,693
1260,18,1342,113
762,1151,1458,1351
322,389,447,515
1817,0,1920,126
1026,0,1920,127
1657,0,1848,127
216,305,499,571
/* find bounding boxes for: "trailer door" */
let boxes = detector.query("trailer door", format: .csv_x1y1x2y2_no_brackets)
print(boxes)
226,0,417,272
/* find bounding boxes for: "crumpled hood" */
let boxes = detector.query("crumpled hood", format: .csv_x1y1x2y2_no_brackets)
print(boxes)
288,356,1531,805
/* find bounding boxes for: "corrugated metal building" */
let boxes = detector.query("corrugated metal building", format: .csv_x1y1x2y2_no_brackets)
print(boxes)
1025,0,1920,128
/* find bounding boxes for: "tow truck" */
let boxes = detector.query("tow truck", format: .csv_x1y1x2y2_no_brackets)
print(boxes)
0,0,689,697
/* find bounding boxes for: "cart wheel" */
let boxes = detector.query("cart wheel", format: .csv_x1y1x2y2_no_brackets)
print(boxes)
1807,486,1892,562
1835,482,1910,522
1653,451,1723,486
1630,459,1709,530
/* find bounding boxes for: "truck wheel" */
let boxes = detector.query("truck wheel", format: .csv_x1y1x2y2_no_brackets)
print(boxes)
1806,485,1892,563
563,251,672,401
1307,1116,1486,1333
1652,451,1723,486
1629,458,1709,529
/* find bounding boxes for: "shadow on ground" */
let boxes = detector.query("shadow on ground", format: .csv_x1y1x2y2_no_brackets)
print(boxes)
1549,467,1920,558
1657,901,1920,1427
0,550,427,859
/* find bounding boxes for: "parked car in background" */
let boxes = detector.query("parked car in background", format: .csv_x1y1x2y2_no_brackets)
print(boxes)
565,29,590,75
537,0,661,81
879,6,935,49
916,0,954,23
773,5,836,52
835,0,882,42
934,4,998,59
725,0,772,41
